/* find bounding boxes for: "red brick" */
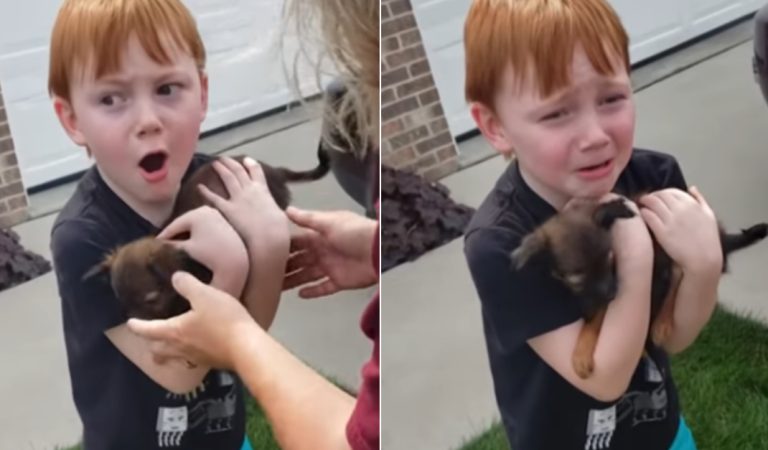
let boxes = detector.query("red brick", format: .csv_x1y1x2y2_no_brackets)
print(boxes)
390,125,429,150
0,121,10,138
7,194,26,210
0,107,6,123
382,118,404,138
410,59,430,77
430,118,449,134
382,3,391,19
416,131,454,154
396,75,433,99
3,167,20,184
0,181,23,198
415,153,439,170
428,103,445,118
382,96,419,122
386,45,426,69
423,158,460,181
0,208,28,228
382,15,417,38
1,152,17,168
0,137,13,154
390,0,412,16
0,200,7,214
385,146,417,168
384,36,400,53
400,29,421,47
437,145,458,162
419,88,440,106
382,88,396,105
382,67,409,87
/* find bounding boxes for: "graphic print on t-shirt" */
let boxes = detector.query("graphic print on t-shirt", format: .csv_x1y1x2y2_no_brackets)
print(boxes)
155,371,238,447
584,355,668,450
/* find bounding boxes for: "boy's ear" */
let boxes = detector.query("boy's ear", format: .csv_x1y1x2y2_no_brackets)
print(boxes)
510,230,550,270
198,70,209,123
470,102,515,157
53,97,87,146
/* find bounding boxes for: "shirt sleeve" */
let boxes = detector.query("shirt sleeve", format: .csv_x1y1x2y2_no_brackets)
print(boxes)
345,202,380,450
464,226,582,349
51,219,126,335
656,154,688,191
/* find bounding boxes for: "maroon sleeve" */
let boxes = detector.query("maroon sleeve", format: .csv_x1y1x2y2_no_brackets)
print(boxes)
345,201,380,450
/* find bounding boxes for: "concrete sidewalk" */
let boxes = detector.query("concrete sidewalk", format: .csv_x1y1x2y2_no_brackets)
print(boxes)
382,40,768,450
0,117,376,450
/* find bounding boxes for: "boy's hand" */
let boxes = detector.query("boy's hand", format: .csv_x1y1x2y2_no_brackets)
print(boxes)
283,207,378,298
600,194,654,272
199,157,290,253
158,206,249,298
639,187,722,275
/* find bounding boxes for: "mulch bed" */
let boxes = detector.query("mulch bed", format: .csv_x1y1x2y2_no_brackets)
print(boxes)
381,165,475,272
0,228,51,292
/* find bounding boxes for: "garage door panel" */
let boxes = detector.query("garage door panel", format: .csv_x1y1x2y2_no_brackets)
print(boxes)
689,0,751,36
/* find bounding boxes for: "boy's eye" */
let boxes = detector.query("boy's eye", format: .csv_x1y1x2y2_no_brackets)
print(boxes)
541,109,568,122
99,94,124,107
157,83,181,96
601,94,627,105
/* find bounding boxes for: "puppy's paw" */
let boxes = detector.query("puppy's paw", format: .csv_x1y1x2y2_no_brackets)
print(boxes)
573,352,595,379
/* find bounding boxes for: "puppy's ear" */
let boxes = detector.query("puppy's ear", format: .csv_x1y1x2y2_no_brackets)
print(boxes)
511,230,549,270
81,253,115,282
593,199,635,229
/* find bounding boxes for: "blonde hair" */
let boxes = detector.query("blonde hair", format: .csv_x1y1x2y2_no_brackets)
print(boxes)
282,0,379,156
48,0,206,102
464,0,629,109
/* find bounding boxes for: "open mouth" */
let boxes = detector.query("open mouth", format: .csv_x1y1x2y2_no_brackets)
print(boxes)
139,152,168,173
579,160,611,172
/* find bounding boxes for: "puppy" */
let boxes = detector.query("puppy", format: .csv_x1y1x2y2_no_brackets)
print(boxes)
511,196,767,379
84,151,330,320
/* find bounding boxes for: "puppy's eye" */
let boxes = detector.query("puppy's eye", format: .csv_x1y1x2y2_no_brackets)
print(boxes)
566,273,586,286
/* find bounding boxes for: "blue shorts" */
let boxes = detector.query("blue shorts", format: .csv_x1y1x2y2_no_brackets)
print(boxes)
241,436,253,450
669,416,697,450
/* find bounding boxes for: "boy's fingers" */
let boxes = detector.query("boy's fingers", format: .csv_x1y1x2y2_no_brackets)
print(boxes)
242,157,267,185
212,160,241,196
220,156,251,187
198,185,227,211
640,208,663,234
157,214,190,240
688,186,710,208
638,193,671,222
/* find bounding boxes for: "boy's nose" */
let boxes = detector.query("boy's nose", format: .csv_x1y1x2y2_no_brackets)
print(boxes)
136,101,162,137
578,116,610,151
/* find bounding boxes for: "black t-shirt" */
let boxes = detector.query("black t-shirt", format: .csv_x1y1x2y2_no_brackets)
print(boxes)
50,153,247,450
464,149,688,450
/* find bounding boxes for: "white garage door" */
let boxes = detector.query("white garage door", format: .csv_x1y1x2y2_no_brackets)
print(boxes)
413,0,762,140
0,0,318,189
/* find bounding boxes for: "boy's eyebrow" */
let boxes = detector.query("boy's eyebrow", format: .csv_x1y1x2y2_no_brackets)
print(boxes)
95,69,192,86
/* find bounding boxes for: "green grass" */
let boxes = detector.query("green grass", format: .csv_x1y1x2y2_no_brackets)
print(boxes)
459,306,768,450
58,376,353,450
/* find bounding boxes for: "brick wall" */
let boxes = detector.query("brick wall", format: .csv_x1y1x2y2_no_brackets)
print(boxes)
0,87,29,228
380,0,460,181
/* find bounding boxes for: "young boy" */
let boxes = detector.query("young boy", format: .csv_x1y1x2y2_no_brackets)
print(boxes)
48,1,256,448
463,1,722,449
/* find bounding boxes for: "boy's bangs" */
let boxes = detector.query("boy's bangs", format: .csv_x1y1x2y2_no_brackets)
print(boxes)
465,0,629,107
49,0,206,101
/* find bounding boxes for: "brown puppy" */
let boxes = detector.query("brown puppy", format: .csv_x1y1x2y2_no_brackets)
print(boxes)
84,152,329,320
511,196,767,379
